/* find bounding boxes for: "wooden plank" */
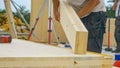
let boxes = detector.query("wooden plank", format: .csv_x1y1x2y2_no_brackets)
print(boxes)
60,1,88,54
4,0,17,38
30,0,48,42
0,39,102,58
0,39,104,68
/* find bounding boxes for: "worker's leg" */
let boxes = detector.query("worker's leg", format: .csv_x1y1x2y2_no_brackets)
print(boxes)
115,27,120,51
113,17,120,52
81,12,106,53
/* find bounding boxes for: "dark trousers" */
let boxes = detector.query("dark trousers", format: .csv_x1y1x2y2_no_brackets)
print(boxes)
81,12,107,53
114,16,120,50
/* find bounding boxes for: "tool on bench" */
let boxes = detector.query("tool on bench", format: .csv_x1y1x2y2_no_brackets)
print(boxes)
0,35,12,43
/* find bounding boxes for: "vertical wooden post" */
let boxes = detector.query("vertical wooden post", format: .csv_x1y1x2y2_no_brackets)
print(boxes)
4,0,17,38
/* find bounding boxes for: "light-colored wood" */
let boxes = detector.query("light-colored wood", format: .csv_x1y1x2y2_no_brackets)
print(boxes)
102,58,113,68
30,0,67,43
88,52,113,68
0,39,100,57
30,0,48,42
60,1,88,54
100,54,113,68
0,39,113,68
4,0,17,38
103,18,116,46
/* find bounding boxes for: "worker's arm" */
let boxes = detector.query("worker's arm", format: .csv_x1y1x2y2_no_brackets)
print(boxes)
52,0,60,22
77,0,100,18
112,0,118,10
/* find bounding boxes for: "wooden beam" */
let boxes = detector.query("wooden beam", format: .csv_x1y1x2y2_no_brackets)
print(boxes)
4,0,17,38
60,1,88,54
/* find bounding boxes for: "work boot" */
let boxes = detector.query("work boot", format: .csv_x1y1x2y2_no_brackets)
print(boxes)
112,49,120,53
112,42,120,53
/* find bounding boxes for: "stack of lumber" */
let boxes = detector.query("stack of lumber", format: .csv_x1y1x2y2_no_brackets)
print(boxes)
0,13,29,33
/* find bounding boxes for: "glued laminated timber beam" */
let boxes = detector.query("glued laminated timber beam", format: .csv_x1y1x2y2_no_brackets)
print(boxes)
60,1,88,54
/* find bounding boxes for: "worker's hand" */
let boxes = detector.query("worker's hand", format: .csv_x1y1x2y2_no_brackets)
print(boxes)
112,5,116,11
54,11,60,22
112,2,117,11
